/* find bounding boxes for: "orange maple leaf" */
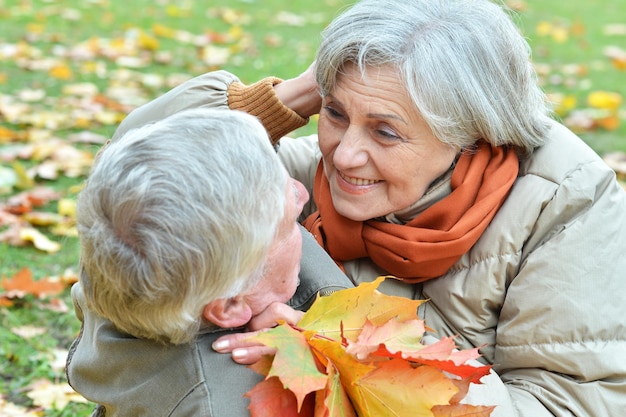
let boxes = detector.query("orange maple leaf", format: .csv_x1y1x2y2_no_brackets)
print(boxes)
245,376,306,417
1,267,65,300
3,187,61,214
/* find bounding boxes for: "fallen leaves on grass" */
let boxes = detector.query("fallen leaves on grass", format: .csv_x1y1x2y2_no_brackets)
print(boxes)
531,19,625,133
26,379,89,410
0,4,263,258
0,186,75,252
0,397,41,417
603,151,626,190
10,325,48,339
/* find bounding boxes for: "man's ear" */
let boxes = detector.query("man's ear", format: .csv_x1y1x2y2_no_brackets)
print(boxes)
203,297,252,329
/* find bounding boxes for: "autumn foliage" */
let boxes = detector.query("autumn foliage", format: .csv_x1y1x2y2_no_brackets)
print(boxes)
245,277,495,417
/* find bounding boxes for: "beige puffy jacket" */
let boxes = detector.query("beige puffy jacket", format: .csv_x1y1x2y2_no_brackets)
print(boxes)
113,71,626,417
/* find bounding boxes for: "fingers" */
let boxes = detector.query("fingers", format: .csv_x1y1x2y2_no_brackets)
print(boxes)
212,330,258,352
233,346,276,365
212,331,278,364
274,67,321,118
246,302,304,331
211,302,304,364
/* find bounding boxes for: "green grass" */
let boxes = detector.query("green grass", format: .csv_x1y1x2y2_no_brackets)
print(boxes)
518,0,626,154
1,1,349,415
0,0,625,415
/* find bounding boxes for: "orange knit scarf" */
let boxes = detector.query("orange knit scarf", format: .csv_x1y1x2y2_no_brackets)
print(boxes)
302,141,519,283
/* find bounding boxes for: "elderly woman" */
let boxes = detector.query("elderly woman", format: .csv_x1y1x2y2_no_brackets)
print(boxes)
111,0,626,415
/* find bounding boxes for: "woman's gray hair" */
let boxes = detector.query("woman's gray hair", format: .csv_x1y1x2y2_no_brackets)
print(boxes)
77,109,287,344
316,0,552,155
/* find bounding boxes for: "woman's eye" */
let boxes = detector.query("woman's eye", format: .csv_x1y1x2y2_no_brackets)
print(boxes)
323,106,344,119
376,129,400,140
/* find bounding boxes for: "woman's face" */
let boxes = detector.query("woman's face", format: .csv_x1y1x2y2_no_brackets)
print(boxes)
317,63,457,221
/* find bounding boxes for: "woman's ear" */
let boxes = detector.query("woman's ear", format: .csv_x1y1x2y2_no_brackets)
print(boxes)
203,297,253,329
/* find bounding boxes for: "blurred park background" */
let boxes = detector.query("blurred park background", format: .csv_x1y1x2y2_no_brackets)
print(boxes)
1,0,625,415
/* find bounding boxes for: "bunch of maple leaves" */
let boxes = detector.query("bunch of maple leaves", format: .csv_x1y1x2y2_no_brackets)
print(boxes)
245,277,494,417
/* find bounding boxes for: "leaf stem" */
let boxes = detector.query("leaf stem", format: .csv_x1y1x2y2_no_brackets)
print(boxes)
289,324,363,345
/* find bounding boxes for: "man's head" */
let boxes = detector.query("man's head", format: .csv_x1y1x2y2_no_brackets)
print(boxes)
77,108,304,344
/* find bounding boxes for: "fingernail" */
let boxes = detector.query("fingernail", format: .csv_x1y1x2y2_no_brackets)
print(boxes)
232,348,248,359
212,340,229,351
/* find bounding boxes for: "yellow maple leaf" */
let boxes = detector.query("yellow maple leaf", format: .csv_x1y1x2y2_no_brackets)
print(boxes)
536,21,552,37
551,26,569,43
0,126,22,142
165,4,190,18
354,361,458,417
12,161,35,190
299,276,425,342
19,227,62,253
548,93,577,116
49,64,73,80
58,198,76,217
26,23,45,35
152,23,176,38
588,91,622,110
138,30,160,51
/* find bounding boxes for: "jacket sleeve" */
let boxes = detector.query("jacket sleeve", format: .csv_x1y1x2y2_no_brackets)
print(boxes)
111,70,307,144
495,156,626,416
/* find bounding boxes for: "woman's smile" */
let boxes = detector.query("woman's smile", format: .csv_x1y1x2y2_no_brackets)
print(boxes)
337,171,381,188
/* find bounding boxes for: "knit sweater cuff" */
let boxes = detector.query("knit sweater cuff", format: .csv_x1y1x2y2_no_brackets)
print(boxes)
227,77,309,145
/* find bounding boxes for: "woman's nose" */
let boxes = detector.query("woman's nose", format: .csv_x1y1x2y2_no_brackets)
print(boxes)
333,125,369,170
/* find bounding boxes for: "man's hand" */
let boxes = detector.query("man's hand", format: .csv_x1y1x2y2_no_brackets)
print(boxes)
212,302,304,364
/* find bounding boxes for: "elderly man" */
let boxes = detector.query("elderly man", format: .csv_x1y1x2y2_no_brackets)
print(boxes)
66,108,352,416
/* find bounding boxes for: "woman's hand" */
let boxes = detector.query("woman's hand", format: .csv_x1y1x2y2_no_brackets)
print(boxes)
274,63,321,118
212,302,304,364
